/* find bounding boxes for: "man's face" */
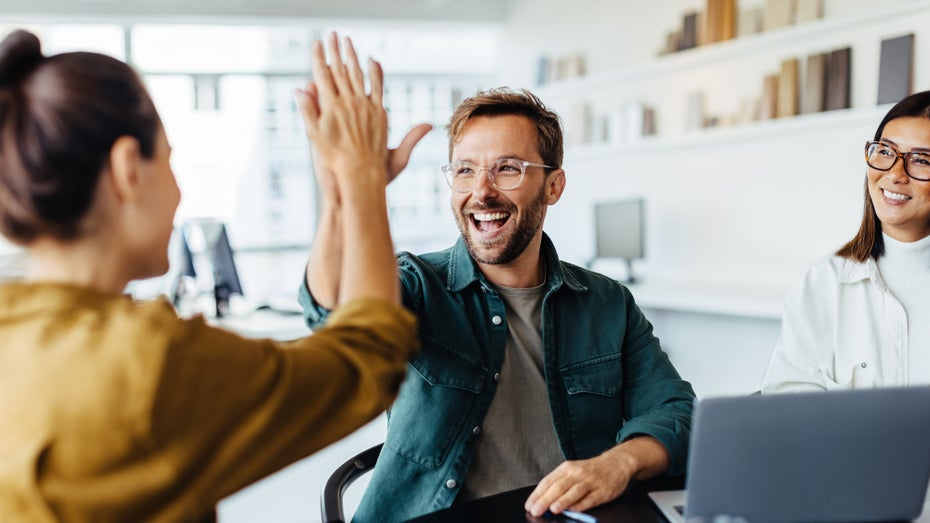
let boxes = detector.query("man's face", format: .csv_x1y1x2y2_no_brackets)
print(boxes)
449,114,563,266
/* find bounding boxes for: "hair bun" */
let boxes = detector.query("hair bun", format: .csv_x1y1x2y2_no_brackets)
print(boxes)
0,30,43,88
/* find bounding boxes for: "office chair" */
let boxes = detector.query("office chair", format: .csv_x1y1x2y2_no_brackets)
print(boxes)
320,443,382,523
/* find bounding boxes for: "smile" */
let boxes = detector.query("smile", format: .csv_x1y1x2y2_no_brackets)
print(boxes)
883,188,912,201
470,211,510,233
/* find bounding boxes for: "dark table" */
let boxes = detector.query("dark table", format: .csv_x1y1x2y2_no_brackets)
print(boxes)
406,476,683,523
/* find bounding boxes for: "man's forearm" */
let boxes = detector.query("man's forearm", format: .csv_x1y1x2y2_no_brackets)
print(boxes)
306,201,343,310
339,182,399,305
608,435,670,482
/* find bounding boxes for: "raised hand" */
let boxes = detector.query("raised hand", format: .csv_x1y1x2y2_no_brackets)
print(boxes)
295,33,389,197
296,34,431,196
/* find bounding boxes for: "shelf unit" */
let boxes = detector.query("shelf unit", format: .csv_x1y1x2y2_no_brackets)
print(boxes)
540,2,930,97
536,0,930,150
535,1,930,319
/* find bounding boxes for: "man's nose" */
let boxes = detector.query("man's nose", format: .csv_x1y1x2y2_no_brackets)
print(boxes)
471,167,498,196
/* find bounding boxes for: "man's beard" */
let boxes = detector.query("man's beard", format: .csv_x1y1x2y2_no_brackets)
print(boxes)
453,185,547,265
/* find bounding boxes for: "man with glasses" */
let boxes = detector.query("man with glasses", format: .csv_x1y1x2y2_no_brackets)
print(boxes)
301,86,695,522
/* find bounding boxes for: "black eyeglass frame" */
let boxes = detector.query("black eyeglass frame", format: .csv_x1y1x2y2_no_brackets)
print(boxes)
865,140,930,182
440,158,554,193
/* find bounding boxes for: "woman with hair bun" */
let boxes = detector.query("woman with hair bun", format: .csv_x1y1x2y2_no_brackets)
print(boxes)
0,29,424,522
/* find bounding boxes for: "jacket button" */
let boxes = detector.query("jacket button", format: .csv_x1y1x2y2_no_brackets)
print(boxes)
493,372,501,382
472,426,480,435
445,479,457,489
491,315,502,325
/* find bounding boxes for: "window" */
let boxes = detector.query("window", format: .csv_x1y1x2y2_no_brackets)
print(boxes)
0,22,499,298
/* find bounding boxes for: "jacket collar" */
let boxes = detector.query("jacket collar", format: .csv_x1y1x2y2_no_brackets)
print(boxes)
839,256,888,291
446,233,587,294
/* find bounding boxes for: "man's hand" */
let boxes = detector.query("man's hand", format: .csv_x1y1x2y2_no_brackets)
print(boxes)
294,33,388,195
524,436,670,517
296,37,431,197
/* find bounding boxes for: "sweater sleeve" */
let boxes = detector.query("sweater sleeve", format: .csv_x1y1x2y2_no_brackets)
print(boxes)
147,297,418,512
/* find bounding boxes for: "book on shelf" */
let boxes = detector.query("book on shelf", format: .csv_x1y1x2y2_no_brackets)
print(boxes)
696,10,708,47
642,107,656,136
877,33,914,105
777,58,800,118
795,0,823,23
660,30,682,55
566,102,593,145
535,55,550,86
705,0,737,43
763,0,795,31
565,54,586,79
686,91,706,131
801,52,828,114
680,11,699,50
759,74,779,121
738,5,763,37
825,47,851,111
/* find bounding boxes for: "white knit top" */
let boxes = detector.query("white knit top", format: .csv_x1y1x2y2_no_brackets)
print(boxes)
877,232,930,384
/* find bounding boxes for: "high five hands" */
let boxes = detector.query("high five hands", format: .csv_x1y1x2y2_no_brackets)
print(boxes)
295,32,432,198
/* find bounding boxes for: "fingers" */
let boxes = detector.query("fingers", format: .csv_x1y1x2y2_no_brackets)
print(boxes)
525,471,563,516
343,36,367,96
526,476,597,517
369,58,384,106
387,123,433,182
310,40,335,99
325,32,355,97
294,84,320,131
524,459,623,517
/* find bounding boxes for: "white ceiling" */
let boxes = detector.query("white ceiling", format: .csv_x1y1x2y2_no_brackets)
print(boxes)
0,0,510,23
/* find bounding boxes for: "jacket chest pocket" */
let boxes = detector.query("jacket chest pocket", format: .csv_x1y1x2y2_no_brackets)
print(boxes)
385,335,486,469
560,354,624,457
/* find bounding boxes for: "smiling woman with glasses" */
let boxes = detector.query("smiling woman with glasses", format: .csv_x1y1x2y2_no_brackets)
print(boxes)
763,90,930,393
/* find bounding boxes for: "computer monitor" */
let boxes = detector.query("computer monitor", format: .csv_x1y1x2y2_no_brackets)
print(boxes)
182,219,243,317
592,198,645,283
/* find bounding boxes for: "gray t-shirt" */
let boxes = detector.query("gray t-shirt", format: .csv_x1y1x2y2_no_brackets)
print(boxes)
458,282,564,502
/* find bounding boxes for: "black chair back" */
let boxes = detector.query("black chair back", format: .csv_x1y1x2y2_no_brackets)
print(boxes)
320,443,383,523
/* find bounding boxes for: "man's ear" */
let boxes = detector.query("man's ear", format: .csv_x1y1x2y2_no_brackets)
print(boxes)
107,136,143,203
545,168,566,205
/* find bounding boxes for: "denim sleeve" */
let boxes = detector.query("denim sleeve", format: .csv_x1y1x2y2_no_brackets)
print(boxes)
615,286,696,477
300,255,423,331
298,273,333,330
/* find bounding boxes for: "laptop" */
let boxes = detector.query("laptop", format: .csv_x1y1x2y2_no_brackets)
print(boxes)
649,387,930,523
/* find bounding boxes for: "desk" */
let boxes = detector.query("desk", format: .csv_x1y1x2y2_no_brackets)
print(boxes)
408,477,683,523
208,308,309,341
408,483,930,523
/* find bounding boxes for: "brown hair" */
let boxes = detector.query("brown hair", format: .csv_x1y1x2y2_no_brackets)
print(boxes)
0,29,159,244
837,91,930,262
445,87,563,170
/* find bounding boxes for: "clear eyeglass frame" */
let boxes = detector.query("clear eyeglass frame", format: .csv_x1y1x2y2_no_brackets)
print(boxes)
865,140,930,182
441,158,553,193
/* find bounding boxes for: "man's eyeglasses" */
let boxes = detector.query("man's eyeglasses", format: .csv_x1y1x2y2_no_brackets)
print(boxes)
865,141,930,182
441,158,553,193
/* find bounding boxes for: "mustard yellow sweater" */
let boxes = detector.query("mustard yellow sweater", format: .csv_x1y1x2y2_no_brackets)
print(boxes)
0,282,418,522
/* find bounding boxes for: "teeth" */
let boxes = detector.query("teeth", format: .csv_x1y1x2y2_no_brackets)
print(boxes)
473,212,508,221
883,189,911,201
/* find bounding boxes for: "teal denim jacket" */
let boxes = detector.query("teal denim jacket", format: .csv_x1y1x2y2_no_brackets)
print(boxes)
299,234,695,523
